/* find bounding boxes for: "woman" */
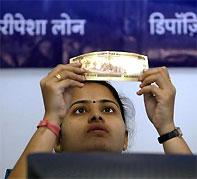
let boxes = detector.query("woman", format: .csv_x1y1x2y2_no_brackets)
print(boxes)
9,63,192,179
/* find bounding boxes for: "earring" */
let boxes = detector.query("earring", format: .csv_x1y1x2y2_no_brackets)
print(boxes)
55,145,62,153
123,145,127,151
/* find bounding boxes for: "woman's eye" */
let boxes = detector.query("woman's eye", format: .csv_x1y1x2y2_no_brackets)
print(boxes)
74,108,86,114
103,107,114,113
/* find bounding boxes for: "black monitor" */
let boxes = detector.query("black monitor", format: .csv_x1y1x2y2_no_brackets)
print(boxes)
28,153,197,179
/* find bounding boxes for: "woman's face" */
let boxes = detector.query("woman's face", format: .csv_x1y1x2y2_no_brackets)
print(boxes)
60,82,128,152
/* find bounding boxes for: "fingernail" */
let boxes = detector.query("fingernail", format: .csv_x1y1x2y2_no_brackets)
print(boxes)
79,83,84,87
138,72,143,81
81,68,86,72
76,62,82,66
80,75,86,81
136,90,141,95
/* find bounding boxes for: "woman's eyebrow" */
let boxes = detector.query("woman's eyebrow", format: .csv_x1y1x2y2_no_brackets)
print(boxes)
69,100,91,108
99,99,120,108
69,99,119,109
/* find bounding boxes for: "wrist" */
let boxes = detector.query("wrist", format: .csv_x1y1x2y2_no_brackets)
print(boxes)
158,127,183,144
44,113,62,126
156,123,176,136
37,118,61,137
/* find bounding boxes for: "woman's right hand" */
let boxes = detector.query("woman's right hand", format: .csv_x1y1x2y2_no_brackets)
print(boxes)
40,63,86,125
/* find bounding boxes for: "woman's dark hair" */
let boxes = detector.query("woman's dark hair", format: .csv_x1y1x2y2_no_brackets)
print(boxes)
85,81,126,123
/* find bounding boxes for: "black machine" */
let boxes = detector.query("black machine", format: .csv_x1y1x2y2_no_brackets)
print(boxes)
28,152,197,179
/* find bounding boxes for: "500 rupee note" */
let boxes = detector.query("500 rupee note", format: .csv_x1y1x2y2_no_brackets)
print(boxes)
70,51,149,81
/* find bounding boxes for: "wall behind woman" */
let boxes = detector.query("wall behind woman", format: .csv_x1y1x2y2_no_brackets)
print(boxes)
0,68,197,178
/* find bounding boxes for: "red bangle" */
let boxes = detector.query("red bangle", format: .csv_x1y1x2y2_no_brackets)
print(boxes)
37,119,60,137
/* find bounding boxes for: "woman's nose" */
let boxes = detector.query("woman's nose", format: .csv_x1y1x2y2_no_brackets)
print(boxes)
88,113,104,123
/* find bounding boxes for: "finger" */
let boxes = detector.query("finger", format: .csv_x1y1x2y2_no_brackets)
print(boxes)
137,84,162,97
69,62,83,67
66,66,87,74
48,63,83,76
140,73,166,89
161,66,170,79
56,79,84,90
51,63,82,74
140,67,172,89
60,71,86,82
139,66,169,81
57,62,82,69
51,71,86,83
48,66,86,80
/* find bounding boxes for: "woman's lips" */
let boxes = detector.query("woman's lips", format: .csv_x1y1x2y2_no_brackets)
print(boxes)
87,124,109,134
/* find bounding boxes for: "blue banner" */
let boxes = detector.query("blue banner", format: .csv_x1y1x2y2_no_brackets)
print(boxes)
0,0,197,68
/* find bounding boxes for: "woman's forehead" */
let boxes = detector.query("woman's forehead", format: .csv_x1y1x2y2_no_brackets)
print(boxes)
70,83,116,102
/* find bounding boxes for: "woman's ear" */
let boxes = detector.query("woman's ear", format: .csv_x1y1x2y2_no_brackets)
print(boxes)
123,130,128,151
54,133,63,153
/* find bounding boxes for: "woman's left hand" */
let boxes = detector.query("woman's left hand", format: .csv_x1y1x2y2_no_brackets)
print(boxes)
137,67,176,135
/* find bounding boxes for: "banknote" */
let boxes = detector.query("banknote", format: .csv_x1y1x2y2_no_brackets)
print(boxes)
69,51,149,81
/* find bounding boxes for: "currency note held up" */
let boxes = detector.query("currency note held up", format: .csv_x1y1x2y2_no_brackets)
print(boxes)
69,51,149,81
